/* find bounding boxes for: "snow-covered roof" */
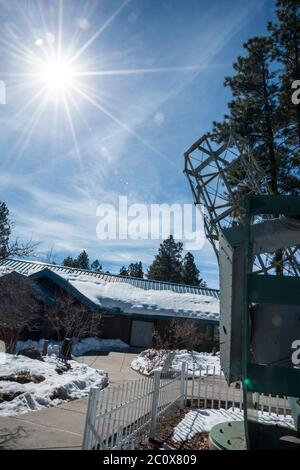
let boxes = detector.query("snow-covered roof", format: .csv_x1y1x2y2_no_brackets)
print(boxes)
0,258,219,297
0,258,220,323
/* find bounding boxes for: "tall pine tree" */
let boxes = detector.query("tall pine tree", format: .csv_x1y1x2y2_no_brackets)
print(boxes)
63,256,77,268
213,36,286,195
268,0,300,194
0,201,34,260
91,259,102,272
119,266,129,276
63,250,90,269
76,250,90,269
0,202,10,259
128,262,144,278
181,252,206,287
147,235,183,283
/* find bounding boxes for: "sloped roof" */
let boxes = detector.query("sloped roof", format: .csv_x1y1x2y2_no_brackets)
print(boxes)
0,270,45,301
0,258,219,297
0,258,220,323
0,271,49,318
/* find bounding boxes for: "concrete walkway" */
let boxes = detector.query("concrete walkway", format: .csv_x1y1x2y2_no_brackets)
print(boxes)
0,352,138,450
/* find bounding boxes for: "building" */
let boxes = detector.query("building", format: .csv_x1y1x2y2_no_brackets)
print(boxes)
0,258,220,350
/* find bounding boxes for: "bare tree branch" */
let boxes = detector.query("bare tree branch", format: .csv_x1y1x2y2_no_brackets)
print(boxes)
153,319,199,351
2,238,39,260
46,294,103,360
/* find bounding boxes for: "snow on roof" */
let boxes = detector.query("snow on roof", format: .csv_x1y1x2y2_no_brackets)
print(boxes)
68,274,219,321
0,258,219,297
0,258,220,322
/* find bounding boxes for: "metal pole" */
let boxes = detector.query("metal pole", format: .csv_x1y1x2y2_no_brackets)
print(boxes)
149,371,161,439
180,362,186,409
82,386,99,450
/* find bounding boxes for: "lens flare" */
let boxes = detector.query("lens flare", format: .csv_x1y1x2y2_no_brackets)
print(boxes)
37,59,75,94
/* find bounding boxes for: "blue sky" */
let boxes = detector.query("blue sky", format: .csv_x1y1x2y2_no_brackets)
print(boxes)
0,0,277,288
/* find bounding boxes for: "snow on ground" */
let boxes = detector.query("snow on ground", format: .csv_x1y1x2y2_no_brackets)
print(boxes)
15,337,129,357
172,408,295,443
73,337,129,355
131,349,221,377
0,353,108,417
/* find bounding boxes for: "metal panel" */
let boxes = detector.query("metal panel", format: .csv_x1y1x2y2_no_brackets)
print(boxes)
248,273,300,305
248,194,300,215
247,363,300,397
219,230,244,383
250,303,300,366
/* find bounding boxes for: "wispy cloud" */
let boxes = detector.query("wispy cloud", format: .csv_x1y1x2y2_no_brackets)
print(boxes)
0,0,268,286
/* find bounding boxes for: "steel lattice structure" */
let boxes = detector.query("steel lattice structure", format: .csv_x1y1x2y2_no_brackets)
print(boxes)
184,131,300,276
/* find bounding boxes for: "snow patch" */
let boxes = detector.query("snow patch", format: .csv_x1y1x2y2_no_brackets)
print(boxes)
131,349,221,376
73,337,129,356
16,337,129,357
0,354,107,417
172,408,295,443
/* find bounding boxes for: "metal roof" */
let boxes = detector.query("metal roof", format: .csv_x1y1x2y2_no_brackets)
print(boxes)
0,258,220,299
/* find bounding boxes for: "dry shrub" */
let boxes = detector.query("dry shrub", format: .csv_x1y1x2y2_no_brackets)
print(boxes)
153,319,198,351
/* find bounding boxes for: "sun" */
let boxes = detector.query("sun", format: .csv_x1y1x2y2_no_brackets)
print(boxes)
37,58,76,94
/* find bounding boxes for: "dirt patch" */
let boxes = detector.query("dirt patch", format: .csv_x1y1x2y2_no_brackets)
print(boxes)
178,431,210,450
0,371,45,384
55,363,71,375
148,407,211,450
18,348,44,361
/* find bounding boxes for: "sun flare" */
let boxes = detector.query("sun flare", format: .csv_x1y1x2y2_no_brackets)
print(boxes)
37,59,75,94
4,0,186,165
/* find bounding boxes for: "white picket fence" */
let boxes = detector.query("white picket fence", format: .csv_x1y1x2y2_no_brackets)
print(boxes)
186,364,291,417
82,364,186,450
82,363,292,450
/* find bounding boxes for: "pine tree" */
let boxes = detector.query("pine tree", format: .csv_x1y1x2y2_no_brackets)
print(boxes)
0,201,34,260
76,250,90,270
268,0,300,194
213,36,286,195
63,256,77,268
0,201,10,258
147,235,183,283
128,261,144,278
91,259,102,272
119,266,129,276
181,252,206,286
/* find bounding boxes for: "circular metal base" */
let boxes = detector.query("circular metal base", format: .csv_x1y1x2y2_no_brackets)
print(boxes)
209,421,246,450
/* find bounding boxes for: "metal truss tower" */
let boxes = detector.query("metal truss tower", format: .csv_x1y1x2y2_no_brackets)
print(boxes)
184,131,300,276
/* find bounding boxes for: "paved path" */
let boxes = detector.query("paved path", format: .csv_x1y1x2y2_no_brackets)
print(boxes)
0,352,138,450
76,352,139,385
